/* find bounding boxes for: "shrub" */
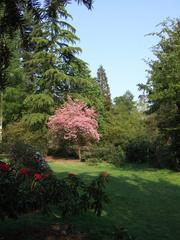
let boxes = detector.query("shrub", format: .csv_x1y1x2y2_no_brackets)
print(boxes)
125,137,154,163
151,138,178,170
83,144,125,166
48,139,78,158
3,122,48,154
10,141,50,174
0,141,109,220
125,136,179,171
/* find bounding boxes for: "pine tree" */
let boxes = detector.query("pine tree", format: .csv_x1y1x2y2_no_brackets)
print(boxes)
97,65,112,111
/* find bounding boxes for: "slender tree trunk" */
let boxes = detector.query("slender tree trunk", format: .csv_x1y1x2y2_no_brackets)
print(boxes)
77,146,81,161
0,91,2,143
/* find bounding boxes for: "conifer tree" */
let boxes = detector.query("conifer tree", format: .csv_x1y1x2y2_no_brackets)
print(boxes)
22,5,92,131
24,5,89,102
0,0,93,90
97,65,112,111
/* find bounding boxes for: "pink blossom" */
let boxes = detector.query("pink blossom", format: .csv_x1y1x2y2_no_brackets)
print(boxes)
48,97,100,147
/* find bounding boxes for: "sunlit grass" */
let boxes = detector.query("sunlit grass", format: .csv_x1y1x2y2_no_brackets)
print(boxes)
1,161,180,240
49,161,180,240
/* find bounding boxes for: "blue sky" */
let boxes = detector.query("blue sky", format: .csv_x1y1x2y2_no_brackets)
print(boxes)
67,1,180,100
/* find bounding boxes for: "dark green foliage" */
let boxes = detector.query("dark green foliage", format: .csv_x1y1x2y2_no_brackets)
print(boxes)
154,142,174,169
0,0,93,89
97,65,112,111
0,37,10,90
4,121,49,154
86,174,109,216
83,144,125,166
48,141,78,158
70,78,106,132
126,138,153,163
23,9,90,101
112,226,136,240
0,164,19,219
22,93,55,131
10,141,50,173
104,91,147,149
0,148,109,220
125,137,180,170
138,19,180,169
2,6,99,156
3,87,26,125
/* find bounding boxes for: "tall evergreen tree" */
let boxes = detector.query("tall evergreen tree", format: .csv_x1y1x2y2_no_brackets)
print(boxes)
2,5,100,153
0,0,93,90
138,19,180,169
97,65,112,111
24,5,91,102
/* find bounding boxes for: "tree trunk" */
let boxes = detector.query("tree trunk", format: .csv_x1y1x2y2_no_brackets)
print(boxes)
77,146,81,161
0,91,2,143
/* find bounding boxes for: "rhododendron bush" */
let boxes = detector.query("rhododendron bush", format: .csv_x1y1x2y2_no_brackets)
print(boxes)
0,142,109,220
48,97,100,160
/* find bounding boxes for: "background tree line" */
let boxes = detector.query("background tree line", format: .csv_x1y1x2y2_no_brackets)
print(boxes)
0,1,179,170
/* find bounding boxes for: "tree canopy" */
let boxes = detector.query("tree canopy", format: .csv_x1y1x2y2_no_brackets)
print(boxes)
0,0,93,90
138,19,180,169
48,97,100,160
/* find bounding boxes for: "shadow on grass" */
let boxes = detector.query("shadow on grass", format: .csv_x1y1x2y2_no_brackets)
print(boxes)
0,169,180,240
54,170,180,240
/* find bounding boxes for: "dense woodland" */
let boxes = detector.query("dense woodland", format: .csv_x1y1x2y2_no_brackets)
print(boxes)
0,1,180,240
0,1,179,171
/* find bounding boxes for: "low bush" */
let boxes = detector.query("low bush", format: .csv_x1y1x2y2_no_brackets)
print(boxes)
3,122,48,154
82,144,125,166
125,136,180,171
125,137,154,163
10,141,50,174
151,139,178,170
0,141,109,220
48,140,78,158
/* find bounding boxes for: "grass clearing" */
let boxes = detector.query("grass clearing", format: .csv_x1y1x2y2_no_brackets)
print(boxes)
49,161,180,240
0,161,180,240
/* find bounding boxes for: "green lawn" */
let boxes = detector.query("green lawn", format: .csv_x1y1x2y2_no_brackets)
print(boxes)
1,161,180,240
49,161,180,240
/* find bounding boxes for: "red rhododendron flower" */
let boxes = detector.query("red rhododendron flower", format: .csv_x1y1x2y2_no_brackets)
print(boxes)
102,171,109,177
34,173,43,181
43,173,50,178
19,168,29,176
0,162,10,172
68,172,76,177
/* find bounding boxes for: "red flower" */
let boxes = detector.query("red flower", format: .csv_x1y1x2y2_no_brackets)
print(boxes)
102,171,109,177
19,168,29,176
43,172,50,178
0,163,10,172
34,173,43,181
68,172,76,177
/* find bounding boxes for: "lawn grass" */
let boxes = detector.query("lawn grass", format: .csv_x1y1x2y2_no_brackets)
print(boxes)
49,161,180,240
0,161,180,240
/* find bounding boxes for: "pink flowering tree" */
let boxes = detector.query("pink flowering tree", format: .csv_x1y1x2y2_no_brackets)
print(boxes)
48,97,100,160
